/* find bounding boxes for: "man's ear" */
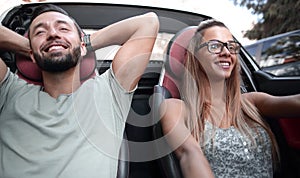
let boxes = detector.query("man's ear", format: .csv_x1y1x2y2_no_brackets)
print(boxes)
29,50,36,63
81,41,87,56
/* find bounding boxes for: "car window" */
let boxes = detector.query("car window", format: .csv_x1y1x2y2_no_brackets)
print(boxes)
245,44,260,61
261,35,300,65
84,29,174,61
246,30,300,77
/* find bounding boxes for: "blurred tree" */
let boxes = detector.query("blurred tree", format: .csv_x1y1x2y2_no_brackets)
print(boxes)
231,0,300,40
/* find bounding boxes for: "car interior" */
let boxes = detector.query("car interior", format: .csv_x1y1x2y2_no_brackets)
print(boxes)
0,2,299,178
152,26,198,178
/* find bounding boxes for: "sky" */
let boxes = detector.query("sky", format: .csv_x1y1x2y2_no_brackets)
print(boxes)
125,0,259,45
0,0,258,45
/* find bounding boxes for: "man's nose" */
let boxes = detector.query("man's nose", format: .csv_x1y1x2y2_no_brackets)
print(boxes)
47,28,60,40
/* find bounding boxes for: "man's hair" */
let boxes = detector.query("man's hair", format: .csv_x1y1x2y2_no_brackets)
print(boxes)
28,4,83,38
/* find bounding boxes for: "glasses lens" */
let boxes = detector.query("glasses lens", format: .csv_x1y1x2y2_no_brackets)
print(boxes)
203,40,241,54
228,41,240,54
208,41,223,53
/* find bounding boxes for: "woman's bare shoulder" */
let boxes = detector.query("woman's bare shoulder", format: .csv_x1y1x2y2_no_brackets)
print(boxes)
161,98,185,113
160,99,186,123
242,92,273,105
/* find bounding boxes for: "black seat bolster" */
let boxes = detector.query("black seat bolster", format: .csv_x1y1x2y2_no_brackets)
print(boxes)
152,85,183,178
117,132,130,178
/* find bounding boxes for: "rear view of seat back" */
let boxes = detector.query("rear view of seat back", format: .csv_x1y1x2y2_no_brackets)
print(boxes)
152,26,197,178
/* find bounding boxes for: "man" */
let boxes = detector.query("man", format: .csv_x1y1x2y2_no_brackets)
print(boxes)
0,4,159,178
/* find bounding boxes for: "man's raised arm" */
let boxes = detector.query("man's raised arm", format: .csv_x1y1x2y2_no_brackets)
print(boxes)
88,12,159,91
0,25,30,82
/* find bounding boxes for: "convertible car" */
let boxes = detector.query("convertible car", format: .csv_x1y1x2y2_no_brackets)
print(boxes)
0,2,299,178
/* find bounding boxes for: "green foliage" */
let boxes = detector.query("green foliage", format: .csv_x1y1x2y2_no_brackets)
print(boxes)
231,0,300,40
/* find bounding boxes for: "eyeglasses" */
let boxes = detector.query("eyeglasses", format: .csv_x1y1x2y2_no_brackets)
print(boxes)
196,40,241,54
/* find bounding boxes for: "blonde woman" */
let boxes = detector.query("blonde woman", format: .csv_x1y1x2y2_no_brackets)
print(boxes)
160,19,300,177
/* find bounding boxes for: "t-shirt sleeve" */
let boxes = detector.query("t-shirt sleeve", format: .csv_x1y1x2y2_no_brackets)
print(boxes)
98,66,136,137
0,69,34,112
102,65,136,117
0,68,10,86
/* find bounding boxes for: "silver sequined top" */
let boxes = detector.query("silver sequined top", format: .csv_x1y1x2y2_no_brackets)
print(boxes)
202,121,273,178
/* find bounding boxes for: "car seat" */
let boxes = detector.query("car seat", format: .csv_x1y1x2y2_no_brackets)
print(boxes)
14,37,129,178
15,50,96,85
152,26,197,178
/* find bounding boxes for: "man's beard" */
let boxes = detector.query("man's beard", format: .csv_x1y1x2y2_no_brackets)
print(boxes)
33,46,81,73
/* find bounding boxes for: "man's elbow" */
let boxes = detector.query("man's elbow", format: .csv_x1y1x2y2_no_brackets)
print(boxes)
143,12,159,35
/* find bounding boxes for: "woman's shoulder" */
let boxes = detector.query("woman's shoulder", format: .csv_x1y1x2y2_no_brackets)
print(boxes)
242,92,272,105
160,98,187,133
164,98,185,105
160,99,186,120
162,98,186,112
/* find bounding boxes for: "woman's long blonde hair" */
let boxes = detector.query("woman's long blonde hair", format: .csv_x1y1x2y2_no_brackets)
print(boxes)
180,19,279,167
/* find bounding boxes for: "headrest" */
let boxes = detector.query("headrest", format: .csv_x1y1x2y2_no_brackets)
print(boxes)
163,26,197,98
165,26,197,79
15,31,96,85
16,52,96,85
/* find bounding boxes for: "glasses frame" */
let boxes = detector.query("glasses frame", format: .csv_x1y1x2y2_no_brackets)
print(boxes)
196,39,241,54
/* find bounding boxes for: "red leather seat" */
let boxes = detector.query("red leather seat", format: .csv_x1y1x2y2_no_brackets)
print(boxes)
152,26,197,178
15,51,96,85
279,118,300,149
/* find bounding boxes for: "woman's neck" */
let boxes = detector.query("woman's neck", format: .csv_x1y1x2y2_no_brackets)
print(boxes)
208,79,233,128
210,79,226,102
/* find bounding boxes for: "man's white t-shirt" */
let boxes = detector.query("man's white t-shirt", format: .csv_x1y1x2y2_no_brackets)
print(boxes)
0,67,134,178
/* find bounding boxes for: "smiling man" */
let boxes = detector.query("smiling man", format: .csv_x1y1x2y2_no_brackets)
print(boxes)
28,8,83,73
0,4,159,178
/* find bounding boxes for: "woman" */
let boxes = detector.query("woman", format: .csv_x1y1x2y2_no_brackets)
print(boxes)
160,19,300,177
